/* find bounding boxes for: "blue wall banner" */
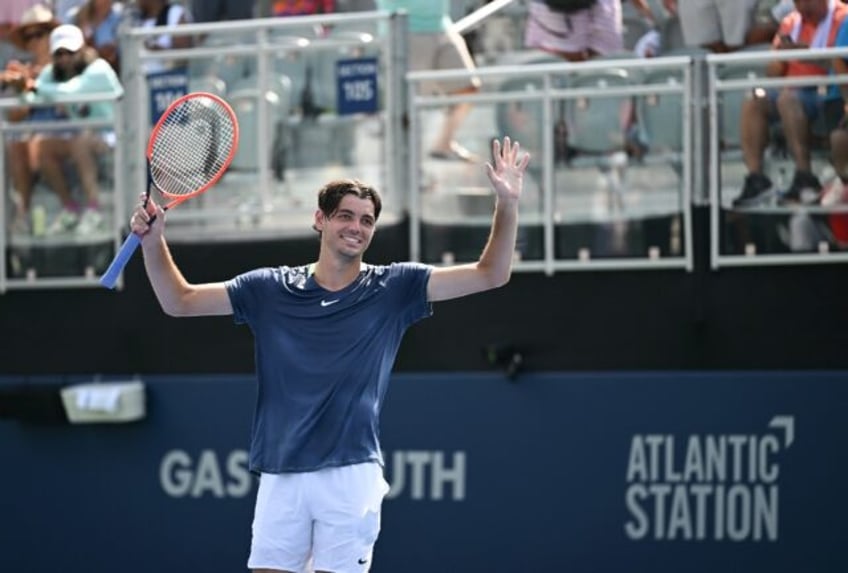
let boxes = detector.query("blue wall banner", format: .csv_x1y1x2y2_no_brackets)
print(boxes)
1,372,845,572
336,57,378,115
148,68,188,125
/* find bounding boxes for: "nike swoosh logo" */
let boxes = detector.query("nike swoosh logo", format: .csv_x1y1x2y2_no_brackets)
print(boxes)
358,558,369,564
320,299,339,307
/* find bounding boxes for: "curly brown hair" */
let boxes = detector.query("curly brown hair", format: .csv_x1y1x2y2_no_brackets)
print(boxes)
313,179,382,233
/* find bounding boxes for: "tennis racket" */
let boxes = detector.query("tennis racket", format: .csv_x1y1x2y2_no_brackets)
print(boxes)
100,92,239,289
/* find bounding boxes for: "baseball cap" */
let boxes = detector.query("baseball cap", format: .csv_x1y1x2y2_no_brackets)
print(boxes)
50,24,85,54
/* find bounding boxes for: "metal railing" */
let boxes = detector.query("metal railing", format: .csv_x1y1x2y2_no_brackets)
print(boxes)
407,55,695,273
0,92,124,292
707,47,848,269
117,11,407,243
8,13,848,291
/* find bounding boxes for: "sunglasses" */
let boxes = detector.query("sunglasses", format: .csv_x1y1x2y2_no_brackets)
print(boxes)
53,49,76,57
22,28,49,42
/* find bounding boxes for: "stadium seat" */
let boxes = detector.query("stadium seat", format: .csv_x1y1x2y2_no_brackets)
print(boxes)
637,68,685,158
227,76,292,172
565,66,634,157
194,33,258,89
271,36,313,112
494,52,565,162
621,15,654,52
188,75,227,96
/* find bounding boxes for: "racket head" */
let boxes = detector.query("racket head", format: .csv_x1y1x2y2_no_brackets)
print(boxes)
146,92,239,204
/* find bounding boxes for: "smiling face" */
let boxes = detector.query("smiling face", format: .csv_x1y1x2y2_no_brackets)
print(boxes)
315,193,378,261
312,179,382,262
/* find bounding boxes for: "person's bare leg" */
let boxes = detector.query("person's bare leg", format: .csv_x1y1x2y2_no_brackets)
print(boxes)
551,49,587,62
741,96,772,174
830,129,848,179
703,41,732,53
776,90,812,173
430,86,478,156
7,139,36,214
69,132,101,206
37,138,76,207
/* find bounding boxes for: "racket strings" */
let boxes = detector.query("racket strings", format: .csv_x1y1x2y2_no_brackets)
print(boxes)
150,96,237,197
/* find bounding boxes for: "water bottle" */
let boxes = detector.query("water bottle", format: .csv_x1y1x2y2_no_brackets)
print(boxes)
31,205,46,237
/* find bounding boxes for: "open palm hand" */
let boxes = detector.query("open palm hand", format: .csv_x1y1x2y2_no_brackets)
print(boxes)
486,136,531,205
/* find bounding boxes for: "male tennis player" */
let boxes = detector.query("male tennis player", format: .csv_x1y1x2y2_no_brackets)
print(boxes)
130,136,529,573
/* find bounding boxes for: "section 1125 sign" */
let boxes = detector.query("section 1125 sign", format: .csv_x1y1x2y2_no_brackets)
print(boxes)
337,58,378,115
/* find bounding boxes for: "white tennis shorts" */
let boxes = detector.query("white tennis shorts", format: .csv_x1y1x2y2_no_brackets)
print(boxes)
247,462,390,573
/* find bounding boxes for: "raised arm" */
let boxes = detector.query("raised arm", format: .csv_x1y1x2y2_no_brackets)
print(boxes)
131,196,232,317
427,136,530,302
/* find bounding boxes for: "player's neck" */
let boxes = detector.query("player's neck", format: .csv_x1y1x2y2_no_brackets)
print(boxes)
311,257,365,292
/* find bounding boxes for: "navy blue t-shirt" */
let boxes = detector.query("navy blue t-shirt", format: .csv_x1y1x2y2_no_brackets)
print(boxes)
226,262,433,473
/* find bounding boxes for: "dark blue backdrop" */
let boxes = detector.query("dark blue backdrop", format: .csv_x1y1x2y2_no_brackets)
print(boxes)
1,372,845,572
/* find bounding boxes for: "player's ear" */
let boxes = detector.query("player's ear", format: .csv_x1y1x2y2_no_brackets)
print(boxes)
313,209,325,232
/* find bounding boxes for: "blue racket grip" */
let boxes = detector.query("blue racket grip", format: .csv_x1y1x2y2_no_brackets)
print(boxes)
99,232,142,289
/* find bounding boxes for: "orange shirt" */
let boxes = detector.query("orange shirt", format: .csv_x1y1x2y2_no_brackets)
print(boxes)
774,2,848,77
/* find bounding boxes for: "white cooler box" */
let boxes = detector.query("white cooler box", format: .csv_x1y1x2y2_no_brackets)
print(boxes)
60,380,146,424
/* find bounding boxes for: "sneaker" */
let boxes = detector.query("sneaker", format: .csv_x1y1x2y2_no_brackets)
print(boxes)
75,208,104,236
821,176,847,206
10,211,31,236
732,173,773,207
429,141,480,163
46,208,79,236
780,170,822,205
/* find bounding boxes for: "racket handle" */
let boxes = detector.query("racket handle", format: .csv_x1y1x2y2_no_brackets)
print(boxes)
99,233,142,289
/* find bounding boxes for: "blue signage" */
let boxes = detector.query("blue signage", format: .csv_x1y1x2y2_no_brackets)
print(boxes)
1,372,846,572
337,57,378,115
148,67,188,125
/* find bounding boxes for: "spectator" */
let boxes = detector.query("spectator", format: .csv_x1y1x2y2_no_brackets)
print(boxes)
336,0,375,11
830,18,848,180
133,0,193,75
2,3,60,235
270,0,334,41
377,0,481,161
524,0,654,62
22,23,124,234
191,0,255,22
270,0,334,16
1,1,40,45
733,0,848,207
67,0,125,74
4,2,53,73
823,12,848,243
523,1,653,163
662,0,758,53
747,0,796,45
54,0,87,24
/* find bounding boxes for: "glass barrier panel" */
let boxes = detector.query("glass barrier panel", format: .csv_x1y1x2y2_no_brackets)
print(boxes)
711,59,848,264
121,13,401,243
3,99,122,288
